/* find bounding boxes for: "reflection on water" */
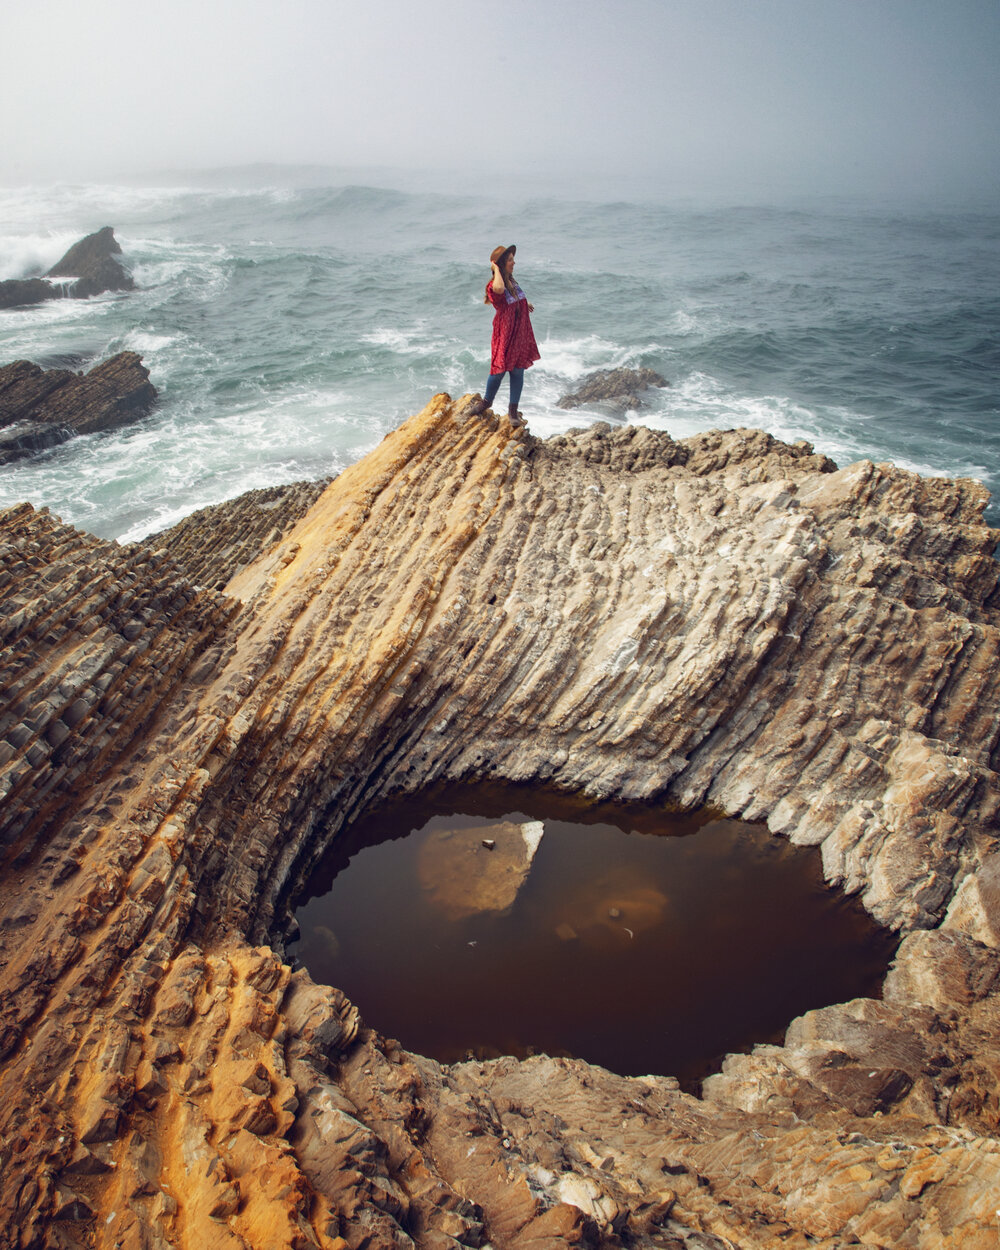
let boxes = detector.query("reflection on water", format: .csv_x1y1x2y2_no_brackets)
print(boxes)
290,785,898,1088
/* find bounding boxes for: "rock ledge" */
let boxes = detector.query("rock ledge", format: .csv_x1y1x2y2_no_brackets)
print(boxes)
0,352,157,464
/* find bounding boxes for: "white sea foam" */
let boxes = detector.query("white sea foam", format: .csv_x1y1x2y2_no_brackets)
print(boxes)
0,231,83,280
532,333,630,383
119,330,180,355
361,326,437,354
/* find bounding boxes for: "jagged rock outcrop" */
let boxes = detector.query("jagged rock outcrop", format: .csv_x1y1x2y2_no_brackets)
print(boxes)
0,227,134,310
557,367,669,413
1,396,999,1248
45,227,135,300
0,353,157,464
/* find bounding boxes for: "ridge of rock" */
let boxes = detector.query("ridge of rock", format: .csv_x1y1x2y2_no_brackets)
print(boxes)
0,226,134,310
0,353,157,464
0,395,999,1248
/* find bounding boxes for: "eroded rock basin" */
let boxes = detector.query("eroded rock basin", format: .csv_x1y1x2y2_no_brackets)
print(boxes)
3,398,1000,1246
291,785,898,1087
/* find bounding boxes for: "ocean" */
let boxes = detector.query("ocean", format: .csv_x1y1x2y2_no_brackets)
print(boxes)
1,171,997,541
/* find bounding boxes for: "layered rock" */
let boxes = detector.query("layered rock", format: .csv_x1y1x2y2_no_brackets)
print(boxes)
0,353,157,464
0,226,134,310
1,396,999,1248
140,478,334,590
557,367,669,413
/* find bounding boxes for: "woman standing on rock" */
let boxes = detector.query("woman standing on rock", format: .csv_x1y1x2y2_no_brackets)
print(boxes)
471,244,540,426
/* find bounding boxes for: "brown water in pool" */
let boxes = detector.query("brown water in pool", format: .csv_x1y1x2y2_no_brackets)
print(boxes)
290,785,899,1088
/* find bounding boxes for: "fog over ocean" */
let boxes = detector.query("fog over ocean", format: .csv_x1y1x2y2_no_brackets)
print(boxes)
1,172,997,540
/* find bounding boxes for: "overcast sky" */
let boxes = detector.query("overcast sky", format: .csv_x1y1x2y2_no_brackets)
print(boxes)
3,0,998,200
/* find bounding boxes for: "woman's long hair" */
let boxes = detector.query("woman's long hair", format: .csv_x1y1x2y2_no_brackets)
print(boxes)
484,248,517,303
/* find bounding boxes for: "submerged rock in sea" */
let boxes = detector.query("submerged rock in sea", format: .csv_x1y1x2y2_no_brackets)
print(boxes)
0,226,134,310
0,352,157,464
1,395,999,1247
557,365,669,412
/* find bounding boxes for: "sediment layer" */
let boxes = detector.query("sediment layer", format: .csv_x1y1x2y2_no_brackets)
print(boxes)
139,478,333,591
1,396,999,1248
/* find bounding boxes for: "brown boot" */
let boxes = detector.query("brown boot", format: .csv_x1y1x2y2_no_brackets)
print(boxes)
508,404,525,427
466,396,488,416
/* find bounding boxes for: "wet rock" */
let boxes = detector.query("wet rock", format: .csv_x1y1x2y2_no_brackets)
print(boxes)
0,353,157,463
0,418,73,462
0,226,133,309
556,366,669,413
45,226,135,299
0,277,55,310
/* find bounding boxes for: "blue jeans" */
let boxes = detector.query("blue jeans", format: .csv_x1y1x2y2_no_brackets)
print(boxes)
484,367,524,408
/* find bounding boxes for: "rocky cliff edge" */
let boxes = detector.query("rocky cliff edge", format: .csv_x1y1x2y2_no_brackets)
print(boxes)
1,396,999,1248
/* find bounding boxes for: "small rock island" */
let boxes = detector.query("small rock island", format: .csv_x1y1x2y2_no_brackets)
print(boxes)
1,396,998,1247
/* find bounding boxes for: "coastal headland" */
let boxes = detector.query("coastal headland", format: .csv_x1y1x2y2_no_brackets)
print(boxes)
1,396,999,1247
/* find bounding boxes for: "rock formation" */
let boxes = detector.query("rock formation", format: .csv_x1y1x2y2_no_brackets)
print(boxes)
1,396,999,1248
0,353,157,464
557,368,669,413
0,227,134,310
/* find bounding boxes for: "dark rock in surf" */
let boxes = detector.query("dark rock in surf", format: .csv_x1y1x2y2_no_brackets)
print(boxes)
0,420,74,463
45,226,134,299
0,227,134,310
557,366,669,414
0,278,56,311
0,353,157,464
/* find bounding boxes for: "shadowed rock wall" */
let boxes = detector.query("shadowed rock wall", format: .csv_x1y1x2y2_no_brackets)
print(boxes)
1,397,999,1248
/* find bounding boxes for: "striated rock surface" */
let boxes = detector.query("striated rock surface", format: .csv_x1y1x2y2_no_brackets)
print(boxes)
139,478,334,589
557,368,669,413
1,395,1000,1248
0,226,134,310
0,353,157,464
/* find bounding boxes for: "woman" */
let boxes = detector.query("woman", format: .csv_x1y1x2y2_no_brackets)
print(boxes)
473,244,540,425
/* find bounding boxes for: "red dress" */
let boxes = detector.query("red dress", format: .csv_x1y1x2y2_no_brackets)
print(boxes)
486,281,541,374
